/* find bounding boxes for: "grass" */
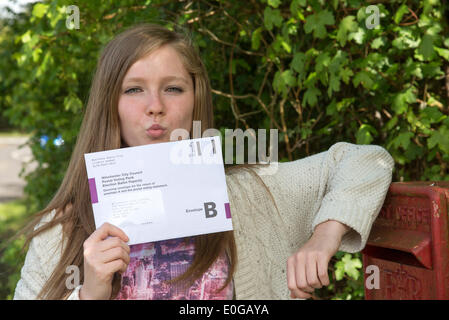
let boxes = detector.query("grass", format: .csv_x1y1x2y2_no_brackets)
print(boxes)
0,131,30,138
0,198,30,233
0,198,31,300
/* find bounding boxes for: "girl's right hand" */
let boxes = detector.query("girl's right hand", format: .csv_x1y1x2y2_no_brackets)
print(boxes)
79,222,130,300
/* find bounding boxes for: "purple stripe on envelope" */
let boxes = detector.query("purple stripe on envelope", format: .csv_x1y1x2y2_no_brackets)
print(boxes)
88,178,98,204
224,202,231,219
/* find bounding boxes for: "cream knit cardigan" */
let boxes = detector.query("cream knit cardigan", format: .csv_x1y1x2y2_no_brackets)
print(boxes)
13,142,394,300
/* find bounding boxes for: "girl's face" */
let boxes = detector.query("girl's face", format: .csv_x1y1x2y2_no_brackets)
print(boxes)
118,45,195,147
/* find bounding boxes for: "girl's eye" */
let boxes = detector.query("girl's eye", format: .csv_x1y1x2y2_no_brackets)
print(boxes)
124,87,142,94
166,87,183,93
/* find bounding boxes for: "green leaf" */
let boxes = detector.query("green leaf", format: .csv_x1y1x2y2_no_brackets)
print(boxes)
304,71,318,88
64,94,83,113
392,87,416,114
32,3,49,19
356,124,377,144
273,70,296,96
291,52,306,75
329,51,348,75
268,0,281,8
303,86,320,107
435,47,449,61
352,71,373,89
444,38,449,48
264,7,283,31
422,107,445,124
371,37,386,49
281,39,292,53
427,24,442,37
404,58,423,79
418,34,434,60
337,97,355,112
328,73,341,97
404,143,423,161
251,27,262,50
304,10,335,39
282,70,296,87
21,31,32,44
315,52,330,73
273,70,283,93
422,62,444,78
335,265,345,281
393,132,414,149
236,59,251,71
428,127,449,154
326,99,337,116
339,68,353,84
394,4,409,24
290,0,307,19
335,254,362,281
32,47,42,62
348,27,365,45
393,29,420,50
337,16,358,46
385,116,398,131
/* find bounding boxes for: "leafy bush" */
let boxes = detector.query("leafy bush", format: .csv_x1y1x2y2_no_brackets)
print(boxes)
0,200,28,300
0,0,448,300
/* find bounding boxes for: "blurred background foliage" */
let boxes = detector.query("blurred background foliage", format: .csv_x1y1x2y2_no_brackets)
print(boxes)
0,0,448,300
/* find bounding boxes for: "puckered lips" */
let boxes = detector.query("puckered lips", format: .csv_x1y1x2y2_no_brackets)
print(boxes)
146,124,167,139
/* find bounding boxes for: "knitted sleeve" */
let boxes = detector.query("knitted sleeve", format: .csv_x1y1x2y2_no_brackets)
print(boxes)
13,210,81,300
13,231,48,299
252,142,394,254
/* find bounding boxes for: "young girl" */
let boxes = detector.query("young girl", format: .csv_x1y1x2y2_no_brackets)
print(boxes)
13,23,394,300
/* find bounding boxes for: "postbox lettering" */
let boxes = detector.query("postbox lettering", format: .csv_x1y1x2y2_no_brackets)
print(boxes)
383,205,393,220
384,266,422,299
407,207,415,226
378,203,430,230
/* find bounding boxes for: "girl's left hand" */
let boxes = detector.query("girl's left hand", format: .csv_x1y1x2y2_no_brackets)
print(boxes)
286,220,349,299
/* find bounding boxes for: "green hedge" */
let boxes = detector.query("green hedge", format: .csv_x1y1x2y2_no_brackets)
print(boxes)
0,0,448,300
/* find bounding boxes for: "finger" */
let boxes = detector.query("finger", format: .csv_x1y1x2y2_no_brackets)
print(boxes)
290,288,312,299
98,237,130,254
317,256,331,286
287,257,307,298
104,259,129,275
295,254,314,293
287,256,297,293
100,246,130,265
306,256,322,289
91,222,129,243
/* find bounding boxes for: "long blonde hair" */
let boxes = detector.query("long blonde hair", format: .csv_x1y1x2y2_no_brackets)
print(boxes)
15,23,239,299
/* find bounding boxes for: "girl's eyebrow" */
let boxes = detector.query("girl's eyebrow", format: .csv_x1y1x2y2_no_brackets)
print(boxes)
162,75,190,84
123,75,189,85
123,76,145,84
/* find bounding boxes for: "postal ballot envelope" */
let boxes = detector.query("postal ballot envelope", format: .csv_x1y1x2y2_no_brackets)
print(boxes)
84,136,233,245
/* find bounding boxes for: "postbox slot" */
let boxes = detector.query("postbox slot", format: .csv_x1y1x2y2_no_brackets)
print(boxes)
363,246,430,269
365,226,432,269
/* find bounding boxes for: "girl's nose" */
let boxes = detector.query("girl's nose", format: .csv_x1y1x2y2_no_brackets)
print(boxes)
145,93,165,117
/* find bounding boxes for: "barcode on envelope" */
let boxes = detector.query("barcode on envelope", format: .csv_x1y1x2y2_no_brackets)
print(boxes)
211,139,216,154
193,139,216,156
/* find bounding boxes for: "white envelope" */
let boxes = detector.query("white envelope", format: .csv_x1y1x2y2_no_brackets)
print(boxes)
84,136,233,245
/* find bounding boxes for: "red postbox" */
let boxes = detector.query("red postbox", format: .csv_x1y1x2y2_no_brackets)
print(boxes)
362,182,449,300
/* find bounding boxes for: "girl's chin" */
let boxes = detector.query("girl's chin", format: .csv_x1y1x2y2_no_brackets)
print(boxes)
144,136,170,145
